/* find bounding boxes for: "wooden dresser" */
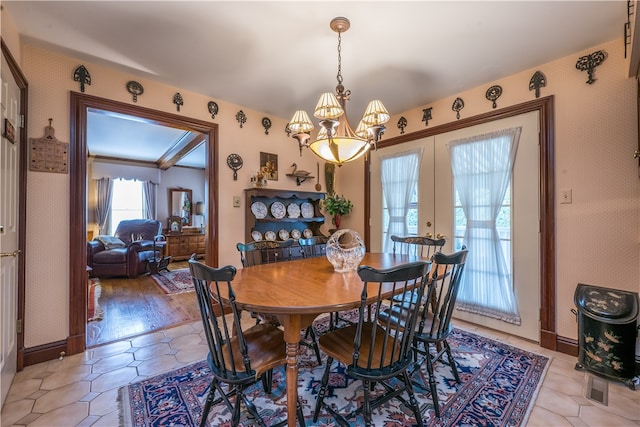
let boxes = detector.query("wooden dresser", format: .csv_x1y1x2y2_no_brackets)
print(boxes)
165,230,206,261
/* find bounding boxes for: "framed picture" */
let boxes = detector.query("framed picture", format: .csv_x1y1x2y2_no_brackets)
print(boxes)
3,118,15,144
260,152,278,180
168,216,183,233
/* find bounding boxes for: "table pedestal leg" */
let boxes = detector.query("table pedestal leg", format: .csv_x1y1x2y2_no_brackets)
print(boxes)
283,315,301,427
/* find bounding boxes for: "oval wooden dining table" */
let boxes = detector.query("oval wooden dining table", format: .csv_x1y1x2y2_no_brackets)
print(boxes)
224,252,423,427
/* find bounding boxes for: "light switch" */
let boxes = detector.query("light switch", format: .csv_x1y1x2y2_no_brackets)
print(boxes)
560,189,572,204
233,196,241,207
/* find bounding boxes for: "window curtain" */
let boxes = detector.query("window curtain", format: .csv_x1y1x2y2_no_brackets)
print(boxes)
142,180,157,220
448,127,522,325
380,148,422,253
95,177,114,235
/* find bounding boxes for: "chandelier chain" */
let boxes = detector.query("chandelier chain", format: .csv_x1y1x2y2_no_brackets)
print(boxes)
336,31,343,85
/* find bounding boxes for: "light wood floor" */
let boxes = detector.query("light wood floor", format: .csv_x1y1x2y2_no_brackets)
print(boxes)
86,261,201,347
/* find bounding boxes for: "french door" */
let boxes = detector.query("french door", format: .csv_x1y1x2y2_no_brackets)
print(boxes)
370,111,540,341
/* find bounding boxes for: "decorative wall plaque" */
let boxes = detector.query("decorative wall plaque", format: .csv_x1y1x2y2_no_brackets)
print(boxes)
173,93,184,111
452,97,464,120
422,107,432,126
236,110,247,128
262,117,272,135
207,101,219,119
29,122,69,173
529,71,547,98
126,81,144,102
397,116,407,134
576,50,607,84
485,85,502,109
73,65,91,93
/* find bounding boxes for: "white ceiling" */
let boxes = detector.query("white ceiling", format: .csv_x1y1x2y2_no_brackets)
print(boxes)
3,1,628,167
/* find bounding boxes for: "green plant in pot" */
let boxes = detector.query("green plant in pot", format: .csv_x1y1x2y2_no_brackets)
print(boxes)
322,193,353,229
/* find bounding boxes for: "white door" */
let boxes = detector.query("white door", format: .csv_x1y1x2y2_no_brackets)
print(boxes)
370,111,540,341
1,51,21,406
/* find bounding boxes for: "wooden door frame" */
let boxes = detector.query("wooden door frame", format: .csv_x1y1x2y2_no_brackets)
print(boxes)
67,92,218,355
364,96,561,352
1,39,28,371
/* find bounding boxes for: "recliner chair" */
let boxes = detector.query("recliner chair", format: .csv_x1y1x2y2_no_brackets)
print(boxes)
87,219,165,278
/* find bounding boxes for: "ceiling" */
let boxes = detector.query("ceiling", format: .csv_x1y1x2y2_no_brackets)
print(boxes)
3,1,628,168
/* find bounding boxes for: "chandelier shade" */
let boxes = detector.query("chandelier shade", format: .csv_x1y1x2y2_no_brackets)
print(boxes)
288,17,390,166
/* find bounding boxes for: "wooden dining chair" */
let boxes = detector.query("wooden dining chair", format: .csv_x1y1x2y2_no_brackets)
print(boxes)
297,236,328,258
380,247,468,417
236,239,322,365
313,261,432,427
236,239,294,266
391,234,446,259
188,256,304,427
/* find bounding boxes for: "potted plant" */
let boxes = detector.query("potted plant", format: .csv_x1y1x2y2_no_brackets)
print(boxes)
322,193,353,229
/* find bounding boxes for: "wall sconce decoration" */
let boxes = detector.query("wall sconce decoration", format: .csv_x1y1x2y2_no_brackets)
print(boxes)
73,65,91,93
173,93,184,111
576,50,607,85
126,81,144,102
452,98,464,120
207,101,219,119
226,153,243,180
397,116,407,134
262,117,272,135
195,201,205,230
529,71,547,98
485,85,502,109
236,110,247,128
422,108,433,126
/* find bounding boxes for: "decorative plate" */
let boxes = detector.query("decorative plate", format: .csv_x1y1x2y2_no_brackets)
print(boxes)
278,229,290,240
303,228,313,238
251,201,267,219
251,230,263,241
287,203,301,218
264,230,277,241
270,201,286,219
301,202,314,218
290,229,301,239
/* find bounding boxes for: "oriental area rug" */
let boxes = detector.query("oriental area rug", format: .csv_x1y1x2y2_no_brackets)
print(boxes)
150,268,194,294
119,313,549,427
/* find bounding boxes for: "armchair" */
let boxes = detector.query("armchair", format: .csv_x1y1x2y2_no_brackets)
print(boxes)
87,219,165,278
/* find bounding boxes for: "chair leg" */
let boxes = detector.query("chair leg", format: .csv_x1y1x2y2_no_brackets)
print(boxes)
402,371,424,427
424,344,440,417
362,380,372,427
306,326,322,365
199,379,218,427
443,340,461,383
261,369,273,393
296,399,305,427
313,356,333,422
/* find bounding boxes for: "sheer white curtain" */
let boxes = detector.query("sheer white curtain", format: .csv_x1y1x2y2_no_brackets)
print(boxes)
448,127,522,325
142,180,157,220
95,177,114,235
380,148,422,253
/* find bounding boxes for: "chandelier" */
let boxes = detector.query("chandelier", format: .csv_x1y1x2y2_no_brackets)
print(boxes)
288,17,390,166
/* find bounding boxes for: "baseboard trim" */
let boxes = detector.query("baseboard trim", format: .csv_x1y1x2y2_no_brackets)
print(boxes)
23,340,67,367
557,335,579,357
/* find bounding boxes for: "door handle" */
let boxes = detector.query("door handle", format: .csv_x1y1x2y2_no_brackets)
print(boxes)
0,249,21,258
436,233,447,240
425,232,433,238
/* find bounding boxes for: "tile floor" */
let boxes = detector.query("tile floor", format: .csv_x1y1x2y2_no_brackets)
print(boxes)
1,318,639,426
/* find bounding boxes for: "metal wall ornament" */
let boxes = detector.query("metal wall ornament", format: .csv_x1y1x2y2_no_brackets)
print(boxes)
397,116,407,134
422,107,433,126
73,65,91,93
236,110,247,128
126,81,144,102
226,153,243,180
485,85,502,109
173,93,184,111
576,50,607,85
285,123,292,137
261,117,272,135
207,101,219,119
529,71,547,98
452,97,464,120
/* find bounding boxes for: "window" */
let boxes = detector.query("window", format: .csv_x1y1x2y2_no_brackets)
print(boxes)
383,186,418,238
110,178,144,232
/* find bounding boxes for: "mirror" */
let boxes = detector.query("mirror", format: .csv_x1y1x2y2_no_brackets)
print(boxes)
169,188,192,226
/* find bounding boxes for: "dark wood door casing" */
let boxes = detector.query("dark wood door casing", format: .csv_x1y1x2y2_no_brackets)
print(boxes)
67,92,218,357
363,96,558,351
